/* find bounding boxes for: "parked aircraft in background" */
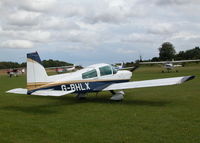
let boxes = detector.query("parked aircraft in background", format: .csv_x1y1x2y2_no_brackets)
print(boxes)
6,68,25,77
7,52,195,101
46,64,76,73
140,59,200,72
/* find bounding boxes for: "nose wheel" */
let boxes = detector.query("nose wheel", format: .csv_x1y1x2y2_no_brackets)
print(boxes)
110,90,124,101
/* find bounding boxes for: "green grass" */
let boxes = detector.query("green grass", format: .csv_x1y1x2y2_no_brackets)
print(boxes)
0,65,200,143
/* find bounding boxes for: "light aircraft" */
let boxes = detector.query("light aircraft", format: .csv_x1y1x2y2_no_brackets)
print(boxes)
66,64,76,71
140,59,200,72
7,52,195,101
115,62,124,70
6,68,25,77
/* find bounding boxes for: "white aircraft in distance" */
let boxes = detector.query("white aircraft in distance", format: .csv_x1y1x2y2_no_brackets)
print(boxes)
7,52,195,101
140,59,200,72
46,64,76,73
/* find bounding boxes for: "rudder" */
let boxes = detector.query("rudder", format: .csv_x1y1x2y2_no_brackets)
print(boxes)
27,52,48,90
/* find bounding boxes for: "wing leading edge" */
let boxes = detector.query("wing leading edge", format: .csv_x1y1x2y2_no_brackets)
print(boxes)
103,76,195,91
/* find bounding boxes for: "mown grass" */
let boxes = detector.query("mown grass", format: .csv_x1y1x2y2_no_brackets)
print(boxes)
0,64,200,143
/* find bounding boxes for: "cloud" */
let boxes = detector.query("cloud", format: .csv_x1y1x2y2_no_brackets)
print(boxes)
1,0,56,12
0,40,34,49
63,45,94,51
121,33,154,43
21,0,56,12
0,0,200,64
155,0,200,5
7,10,41,26
147,23,176,35
40,16,80,31
59,30,102,45
117,48,136,54
83,0,145,24
170,32,200,41
1,30,51,43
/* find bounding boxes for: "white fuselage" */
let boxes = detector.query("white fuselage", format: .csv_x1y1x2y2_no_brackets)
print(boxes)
163,63,182,70
164,63,174,70
48,63,132,83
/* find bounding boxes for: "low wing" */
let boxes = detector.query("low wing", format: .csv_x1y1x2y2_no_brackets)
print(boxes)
140,61,166,64
6,88,75,96
103,76,195,91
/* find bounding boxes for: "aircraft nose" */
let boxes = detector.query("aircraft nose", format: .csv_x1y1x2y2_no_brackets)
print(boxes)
124,70,132,79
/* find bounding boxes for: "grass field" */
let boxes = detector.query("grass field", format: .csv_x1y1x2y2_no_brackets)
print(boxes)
0,65,200,143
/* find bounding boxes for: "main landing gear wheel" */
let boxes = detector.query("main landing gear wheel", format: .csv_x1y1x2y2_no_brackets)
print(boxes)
110,90,125,101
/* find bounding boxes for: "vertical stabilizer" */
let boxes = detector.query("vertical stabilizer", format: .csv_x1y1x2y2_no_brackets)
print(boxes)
27,52,48,90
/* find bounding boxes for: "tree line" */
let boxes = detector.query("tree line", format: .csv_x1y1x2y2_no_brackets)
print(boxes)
150,42,200,62
0,62,26,69
0,59,72,69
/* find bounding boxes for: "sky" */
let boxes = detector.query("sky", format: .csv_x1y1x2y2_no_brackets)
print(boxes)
0,0,200,66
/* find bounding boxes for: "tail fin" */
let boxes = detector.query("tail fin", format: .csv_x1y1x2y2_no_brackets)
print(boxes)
27,52,48,90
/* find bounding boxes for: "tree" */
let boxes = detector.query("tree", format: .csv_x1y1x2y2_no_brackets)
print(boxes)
175,51,185,60
0,60,73,69
175,47,200,60
42,59,72,68
184,47,200,59
159,42,176,61
151,57,160,62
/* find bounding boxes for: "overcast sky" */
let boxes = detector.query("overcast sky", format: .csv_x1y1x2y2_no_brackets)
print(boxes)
0,0,200,65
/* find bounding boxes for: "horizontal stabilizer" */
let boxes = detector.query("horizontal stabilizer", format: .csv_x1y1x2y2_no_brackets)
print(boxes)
174,64,182,67
6,88,27,94
103,76,195,91
31,90,75,96
6,88,75,96
140,61,166,64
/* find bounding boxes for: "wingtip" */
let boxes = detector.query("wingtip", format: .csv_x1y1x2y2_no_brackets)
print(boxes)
181,75,195,83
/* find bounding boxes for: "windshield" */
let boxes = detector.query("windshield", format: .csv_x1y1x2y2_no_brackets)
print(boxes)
99,66,112,76
112,66,118,74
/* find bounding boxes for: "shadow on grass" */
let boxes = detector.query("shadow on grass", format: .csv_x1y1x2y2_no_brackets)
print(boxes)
30,95,171,107
123,99,171,107
45,95,171,106
1,105,56,114
0,95,171,115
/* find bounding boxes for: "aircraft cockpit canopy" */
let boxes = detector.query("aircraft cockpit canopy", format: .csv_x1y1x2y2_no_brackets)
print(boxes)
81,65,118,79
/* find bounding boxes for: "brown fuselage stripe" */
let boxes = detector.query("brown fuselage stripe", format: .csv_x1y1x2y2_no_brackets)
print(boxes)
27,79,129,91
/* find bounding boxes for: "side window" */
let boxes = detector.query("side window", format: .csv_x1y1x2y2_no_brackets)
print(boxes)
99,66,112,76
82,69,97,79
